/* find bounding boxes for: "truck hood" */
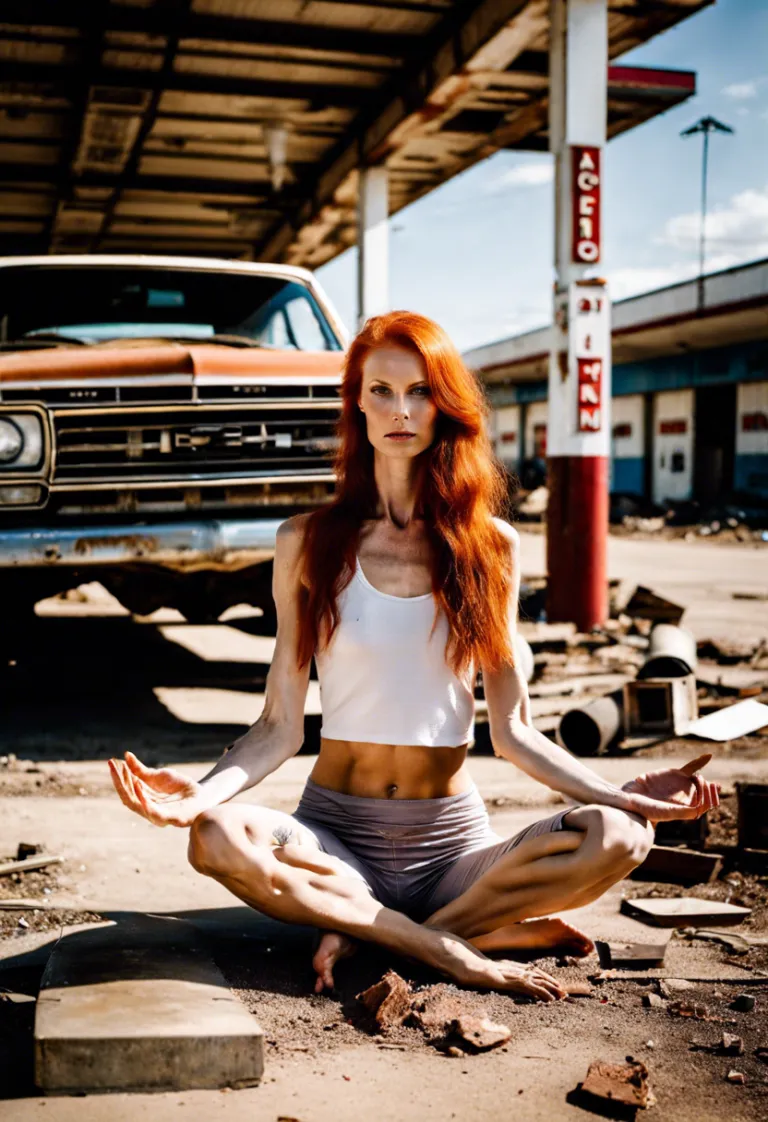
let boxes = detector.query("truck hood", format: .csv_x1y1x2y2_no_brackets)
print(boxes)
0,342,344,384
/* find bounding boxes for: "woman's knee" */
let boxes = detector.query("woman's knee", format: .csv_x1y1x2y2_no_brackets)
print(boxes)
574,805,654,870
188,807,243,876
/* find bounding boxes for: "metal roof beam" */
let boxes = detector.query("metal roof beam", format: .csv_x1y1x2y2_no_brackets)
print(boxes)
43,1,110,252
257,0,533,261
0,61,377,110
91,0,191,251
0,163,305,203
0,2,421,62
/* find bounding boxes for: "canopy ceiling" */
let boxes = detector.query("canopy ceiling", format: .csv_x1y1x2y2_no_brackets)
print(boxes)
0,0,707,266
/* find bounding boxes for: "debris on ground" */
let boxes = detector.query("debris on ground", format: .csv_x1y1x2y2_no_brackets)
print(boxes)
596,941,667,969
736,782,768,851
356,970,413,1030
359,975,512,1053
720,1032,745,1055
632,846,723,886
446,1014,511,1053
0,854,63,877
517,486,548,519
579,1058,654,1111
726,1069,746,1084
624,586,685,626
688,700,768,742
668,1001,735,1024
620,896,752,928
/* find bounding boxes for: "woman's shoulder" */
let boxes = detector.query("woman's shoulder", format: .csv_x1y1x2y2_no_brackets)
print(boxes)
277,511,313,543
490,516,520,554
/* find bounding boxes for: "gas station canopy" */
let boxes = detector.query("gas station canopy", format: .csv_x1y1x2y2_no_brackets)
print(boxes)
0,0,705,266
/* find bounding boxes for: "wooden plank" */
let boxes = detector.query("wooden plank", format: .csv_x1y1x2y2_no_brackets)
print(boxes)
0,855,62,876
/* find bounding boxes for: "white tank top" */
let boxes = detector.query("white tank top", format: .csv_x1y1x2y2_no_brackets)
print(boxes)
314,556,476,748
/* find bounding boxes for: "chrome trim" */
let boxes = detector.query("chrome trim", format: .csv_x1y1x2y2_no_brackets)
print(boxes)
51,401,339,417
49,471,336,492
0,517,286,569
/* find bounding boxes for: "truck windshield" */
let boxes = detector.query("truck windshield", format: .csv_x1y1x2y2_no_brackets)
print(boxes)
0,265,342,351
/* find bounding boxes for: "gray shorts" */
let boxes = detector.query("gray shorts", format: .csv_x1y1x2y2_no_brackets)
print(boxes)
293,778,570,922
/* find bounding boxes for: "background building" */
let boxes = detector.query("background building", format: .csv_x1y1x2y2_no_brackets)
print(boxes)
466,258,768,506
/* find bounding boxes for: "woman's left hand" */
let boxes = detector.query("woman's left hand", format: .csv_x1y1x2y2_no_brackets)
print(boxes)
620,754,719,823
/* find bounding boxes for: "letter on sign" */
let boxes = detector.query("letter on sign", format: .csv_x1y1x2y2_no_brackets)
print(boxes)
572,147,601,264
577,358,602,432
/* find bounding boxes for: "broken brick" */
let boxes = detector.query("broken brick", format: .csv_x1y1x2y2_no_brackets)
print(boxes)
565,981,594,998
730,993,756,1012
356,971,413,1030
448,1015,511,1054
720,1033,745,1056
581,1059,653,1110
668,1001,713,1021
410,987,467,1035
642,993,665,1009
726,1070,746,1084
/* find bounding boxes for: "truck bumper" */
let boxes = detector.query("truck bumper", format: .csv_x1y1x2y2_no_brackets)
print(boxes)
0,518,285,571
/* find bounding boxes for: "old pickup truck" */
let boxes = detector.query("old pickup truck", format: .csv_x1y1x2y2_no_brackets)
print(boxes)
0,255,345,630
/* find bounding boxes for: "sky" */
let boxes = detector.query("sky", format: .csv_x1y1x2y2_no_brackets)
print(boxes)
316,0,768,354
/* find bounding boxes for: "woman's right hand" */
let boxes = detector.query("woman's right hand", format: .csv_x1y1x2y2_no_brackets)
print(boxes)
108,752,211,827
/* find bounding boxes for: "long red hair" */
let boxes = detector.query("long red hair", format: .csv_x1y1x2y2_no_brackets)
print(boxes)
296,311,516,676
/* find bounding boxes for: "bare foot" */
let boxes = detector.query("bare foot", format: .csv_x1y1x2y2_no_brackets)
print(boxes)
469,918,594,959
312,931,358,993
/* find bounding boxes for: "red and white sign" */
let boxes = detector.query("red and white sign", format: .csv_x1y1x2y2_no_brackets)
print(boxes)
577,358,602,431
572,146,601,264
569,281,610,439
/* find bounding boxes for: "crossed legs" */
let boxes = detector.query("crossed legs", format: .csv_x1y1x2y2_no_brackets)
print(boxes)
187,800,653,996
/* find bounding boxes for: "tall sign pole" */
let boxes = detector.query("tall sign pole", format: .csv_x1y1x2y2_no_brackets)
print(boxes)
680,116,734,311
546,0,611,633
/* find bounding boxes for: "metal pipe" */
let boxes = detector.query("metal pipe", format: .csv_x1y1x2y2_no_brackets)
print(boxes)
557,690,623,756
639,623,697,680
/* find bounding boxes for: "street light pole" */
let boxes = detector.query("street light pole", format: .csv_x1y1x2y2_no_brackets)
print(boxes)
680,115,734,311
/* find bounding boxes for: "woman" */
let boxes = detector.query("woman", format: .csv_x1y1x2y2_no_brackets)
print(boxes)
110,311,717,1003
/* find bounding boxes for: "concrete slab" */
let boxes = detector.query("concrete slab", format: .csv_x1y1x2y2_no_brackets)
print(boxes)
34,915,264,1094
621,897,752,928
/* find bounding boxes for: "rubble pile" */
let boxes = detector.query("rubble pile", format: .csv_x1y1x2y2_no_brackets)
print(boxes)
512,486,768,543
503,581,768,759
356,972,513,1055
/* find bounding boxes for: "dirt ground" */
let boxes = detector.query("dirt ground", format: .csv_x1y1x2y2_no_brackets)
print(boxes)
1,531,767,1121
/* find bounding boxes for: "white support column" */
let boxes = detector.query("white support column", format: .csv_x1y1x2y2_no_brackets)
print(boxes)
547,0,611,630
357,165,389,328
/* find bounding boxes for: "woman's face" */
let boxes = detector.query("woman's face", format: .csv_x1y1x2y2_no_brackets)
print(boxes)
358,345,438,458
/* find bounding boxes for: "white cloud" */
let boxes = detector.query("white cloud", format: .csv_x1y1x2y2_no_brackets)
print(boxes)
658,182,768,260
605,256,742,302
722,80,758,99
484,161,554,193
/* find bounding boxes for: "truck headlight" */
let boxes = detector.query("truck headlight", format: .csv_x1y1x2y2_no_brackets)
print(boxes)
0,419,23,463
0,413,44,469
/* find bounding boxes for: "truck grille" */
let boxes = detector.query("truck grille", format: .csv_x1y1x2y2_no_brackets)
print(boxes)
52,404,340,483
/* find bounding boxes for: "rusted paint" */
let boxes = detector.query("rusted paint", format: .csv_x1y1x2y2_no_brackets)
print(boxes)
0,343,343,386
73,534,159,558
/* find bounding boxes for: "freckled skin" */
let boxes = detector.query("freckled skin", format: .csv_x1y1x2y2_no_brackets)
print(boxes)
357,345,438,460
112,334,716,1002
